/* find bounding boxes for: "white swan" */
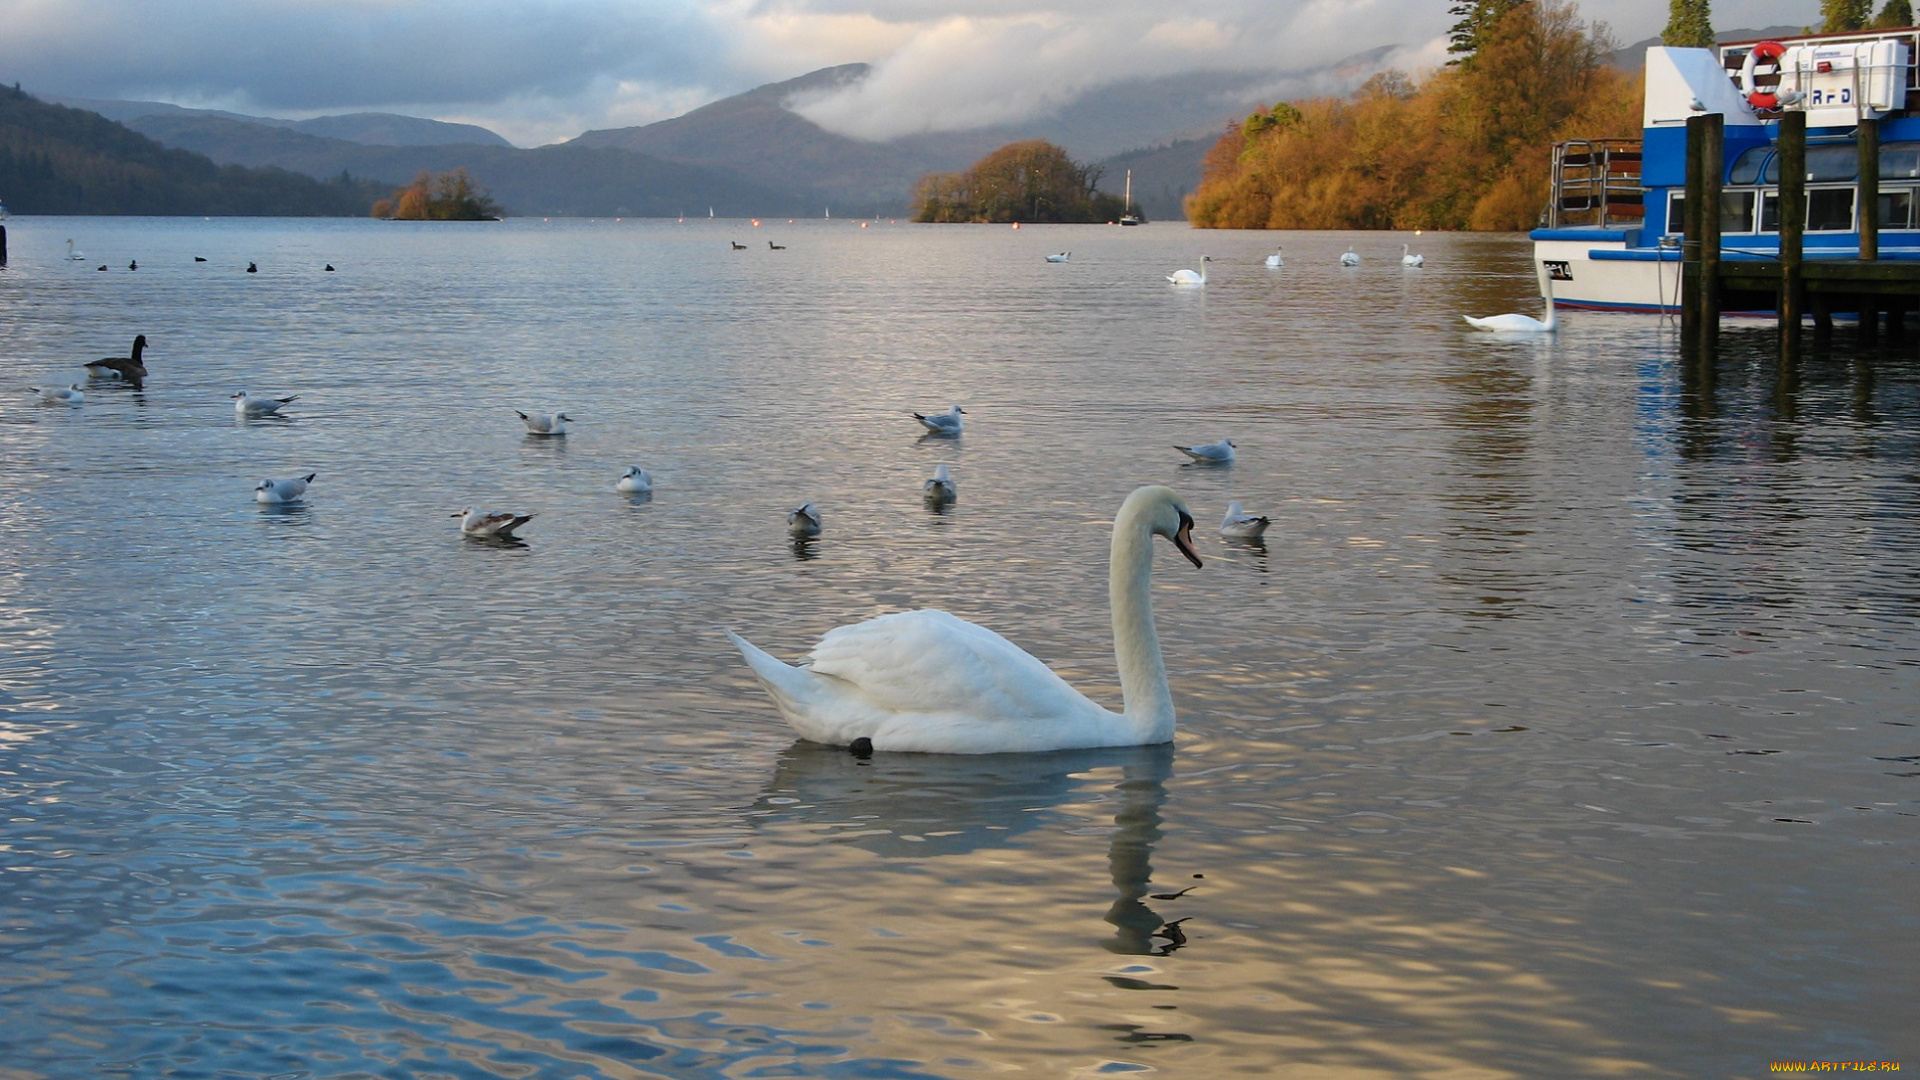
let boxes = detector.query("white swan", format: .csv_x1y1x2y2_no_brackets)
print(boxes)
617,466,653,494
924,464,957,505
1219,500,1271,538
1167,256,1211,286
233,391,297,417
1265,249,1284,268
66,239,85,261
516,410,570,436
1174,438,1235,465
255,473,315,504
1463,274,1558,333
1340,247,1360,267
453,508,533,537
912,405,965,436
29,384,85,404
1401,243,1424,267
1046,251,1071,263
788,501,822,536
727,485,1203,753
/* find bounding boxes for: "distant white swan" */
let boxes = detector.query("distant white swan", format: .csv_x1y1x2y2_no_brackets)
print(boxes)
1265,249,1284,268
86,334,148,384
1401,243,1424,267
1175,438,1235,465
516,410,570,436
453,508,533,537
924,464,957,505
65,239,85,261
1046,251,1070,263
727,484,1203,754
913,405,965,437
617,466,653,494
1463,276,1558,334
1219,500,1271,538
1167,256,1211,286
1340,247,1360,267
255,473,315,504
788,501,822,536
233,391,297,418
29,384,85,404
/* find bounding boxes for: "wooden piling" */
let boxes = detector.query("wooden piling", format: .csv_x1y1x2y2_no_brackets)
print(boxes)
1698,113,1724,352
1681,114,1706,342
1778,111,1807,356
0,224,7,267
1859,116,1881,262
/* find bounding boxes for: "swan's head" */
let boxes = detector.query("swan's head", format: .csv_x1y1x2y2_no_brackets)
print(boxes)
1124,485,1203,568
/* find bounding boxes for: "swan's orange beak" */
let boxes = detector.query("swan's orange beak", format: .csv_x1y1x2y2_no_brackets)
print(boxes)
1173,513,1202,568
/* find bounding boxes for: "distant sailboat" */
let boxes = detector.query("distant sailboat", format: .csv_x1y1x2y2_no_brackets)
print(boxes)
825,207,831,219
1120,170,1142,226
709,207,714,218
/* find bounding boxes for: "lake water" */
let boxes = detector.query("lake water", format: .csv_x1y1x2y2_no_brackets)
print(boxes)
1,216,1916,1079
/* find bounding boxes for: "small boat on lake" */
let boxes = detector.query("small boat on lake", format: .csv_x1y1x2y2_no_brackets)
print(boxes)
1120,170,1143,226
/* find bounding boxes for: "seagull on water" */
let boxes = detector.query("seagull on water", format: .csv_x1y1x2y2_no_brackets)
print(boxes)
255,473,315,504
788,501,822,537
617,466,653,494
924,464,957,505
453,508,533,538
912,404,965,436
1219,501,1271,538
1175,438,1236,465
29,384,85,404
234,391,297,418
517,410,570,436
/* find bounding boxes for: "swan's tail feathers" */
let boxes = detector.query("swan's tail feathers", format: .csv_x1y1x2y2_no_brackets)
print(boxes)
726,630,817,702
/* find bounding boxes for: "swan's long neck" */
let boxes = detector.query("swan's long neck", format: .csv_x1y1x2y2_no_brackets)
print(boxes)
1541,276,1557,330
1110,505,1174,742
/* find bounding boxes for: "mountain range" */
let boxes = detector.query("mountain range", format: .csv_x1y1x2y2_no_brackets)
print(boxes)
21,49,1406,219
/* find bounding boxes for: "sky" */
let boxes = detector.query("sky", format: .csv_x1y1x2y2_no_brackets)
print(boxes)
0,0,1829,147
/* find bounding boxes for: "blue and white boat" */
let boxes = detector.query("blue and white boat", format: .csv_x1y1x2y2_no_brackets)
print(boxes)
1534,27,1920,311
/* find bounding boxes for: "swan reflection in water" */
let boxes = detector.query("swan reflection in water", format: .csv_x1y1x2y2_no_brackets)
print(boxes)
752,741,1184,955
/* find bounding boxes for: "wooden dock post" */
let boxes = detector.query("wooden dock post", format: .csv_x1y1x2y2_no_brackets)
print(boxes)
1698,113,1724,352
1681,114,1706,345
1859,116,1881,342
1778,111,1807,357
0,224,7,267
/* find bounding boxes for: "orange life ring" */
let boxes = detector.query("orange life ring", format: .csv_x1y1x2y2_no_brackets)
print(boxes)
1741,40,1788,110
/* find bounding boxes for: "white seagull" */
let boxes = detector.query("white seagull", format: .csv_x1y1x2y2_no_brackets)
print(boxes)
1401,243,1424,267
1167,256,1211,286
255,473,315,504
788,502,823,537
453,508,533,537
233,391,297,418
1265,249,1284,267
617,466,653,494
1045,251,1071,263
726,485,1203,754
29,384,85,404
1340,247,1360,267
924,464,957,505
1175,438,1235,465
1219,501,1271,538
912,405,965,437
1463,276,1558,334
516,410,570,436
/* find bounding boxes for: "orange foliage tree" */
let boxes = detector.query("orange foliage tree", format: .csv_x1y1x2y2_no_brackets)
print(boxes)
371,168,502,220
1186,0,1641,231
913,140,1128,223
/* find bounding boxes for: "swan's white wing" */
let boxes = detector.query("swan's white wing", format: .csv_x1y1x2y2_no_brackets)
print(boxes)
804,610,1105,725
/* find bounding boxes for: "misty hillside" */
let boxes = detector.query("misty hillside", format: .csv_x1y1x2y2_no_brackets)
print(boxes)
50,96,513,148
0,85,387,216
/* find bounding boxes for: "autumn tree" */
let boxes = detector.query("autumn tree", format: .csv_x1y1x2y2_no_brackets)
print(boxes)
1662,0,1715,47
372,168,502,220
1449,0,1531,63
1822,0,1873,31
912,140,1125,223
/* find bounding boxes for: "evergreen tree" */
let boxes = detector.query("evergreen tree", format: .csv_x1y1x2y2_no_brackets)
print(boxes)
1871,0,1913,28
1448,0,1531,63
1662,0,1715,47
1822,0,1873,31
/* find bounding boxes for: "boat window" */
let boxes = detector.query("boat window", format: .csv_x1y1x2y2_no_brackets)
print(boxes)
1880,188,1916,229
1720,190,1757,233
1729,147,1772,184
1761,192,1779,232
1881,142,1920,179
1808,187,1856,231
1761,145,1858,183
1667,191,1685,234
